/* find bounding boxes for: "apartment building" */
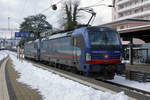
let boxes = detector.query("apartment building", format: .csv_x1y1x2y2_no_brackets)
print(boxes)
113,0,150,21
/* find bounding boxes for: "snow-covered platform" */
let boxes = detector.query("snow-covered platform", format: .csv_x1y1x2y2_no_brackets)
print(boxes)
0,52,42,100
0,57,10,100
0,50,130,100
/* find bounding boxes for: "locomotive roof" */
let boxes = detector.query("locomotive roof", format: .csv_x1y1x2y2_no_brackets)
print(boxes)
26,41,33,44
48,32,69,40
41,26,116,41
87,26,116,31
26,39,39,44
42,31,72,41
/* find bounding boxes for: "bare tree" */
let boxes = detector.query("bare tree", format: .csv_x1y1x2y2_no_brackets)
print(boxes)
60,0,81,30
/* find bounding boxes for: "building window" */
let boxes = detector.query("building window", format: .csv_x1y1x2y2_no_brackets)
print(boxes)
120,26,124,29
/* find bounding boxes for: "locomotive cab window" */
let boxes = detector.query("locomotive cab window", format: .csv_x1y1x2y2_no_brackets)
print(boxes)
71,35,85,48
88,28,120,50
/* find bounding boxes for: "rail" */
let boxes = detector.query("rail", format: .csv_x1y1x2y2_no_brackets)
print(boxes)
97,79,150,96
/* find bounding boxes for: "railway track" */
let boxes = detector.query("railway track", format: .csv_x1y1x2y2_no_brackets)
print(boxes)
28,60,150,100
6,51,150,100
97,78,150,96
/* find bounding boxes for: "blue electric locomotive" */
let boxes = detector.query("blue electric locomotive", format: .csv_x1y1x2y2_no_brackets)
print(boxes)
71,26,124,77
24,26,125,78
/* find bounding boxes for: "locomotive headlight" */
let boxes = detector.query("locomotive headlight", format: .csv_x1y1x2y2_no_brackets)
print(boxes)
86,53,91,61
104,54,109,59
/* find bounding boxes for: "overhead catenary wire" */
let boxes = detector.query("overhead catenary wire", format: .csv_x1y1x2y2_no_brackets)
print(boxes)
80,3,113,9
40,6,52,14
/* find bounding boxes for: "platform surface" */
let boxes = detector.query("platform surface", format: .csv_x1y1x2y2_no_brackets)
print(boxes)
0,58,42,100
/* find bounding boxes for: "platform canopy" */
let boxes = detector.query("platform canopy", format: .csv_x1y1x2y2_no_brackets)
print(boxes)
119,25,150,43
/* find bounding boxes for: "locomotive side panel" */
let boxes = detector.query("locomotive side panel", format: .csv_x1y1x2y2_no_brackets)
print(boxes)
40,36,81,68
40,40,50,62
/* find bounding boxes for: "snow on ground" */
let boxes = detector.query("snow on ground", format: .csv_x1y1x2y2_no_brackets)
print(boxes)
110,75,150,92
6,51,128,100
4,50,17,56
0,50,8,61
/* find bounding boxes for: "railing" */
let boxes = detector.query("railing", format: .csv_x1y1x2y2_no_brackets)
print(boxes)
117,0,130,5
118,0,150,13
118,10,150,20
126,70,150,82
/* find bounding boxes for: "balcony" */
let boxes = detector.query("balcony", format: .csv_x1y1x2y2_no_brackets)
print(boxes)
117,0,130,5
118,10,150,20
118,0,150,13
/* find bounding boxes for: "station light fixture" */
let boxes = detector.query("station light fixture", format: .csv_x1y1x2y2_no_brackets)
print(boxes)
52,4,57,10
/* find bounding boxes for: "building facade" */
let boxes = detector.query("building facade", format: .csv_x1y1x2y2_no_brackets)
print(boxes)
113,0,150,21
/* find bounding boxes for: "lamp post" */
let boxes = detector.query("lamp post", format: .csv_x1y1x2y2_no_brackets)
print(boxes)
8,17,12,39
8,17,10,34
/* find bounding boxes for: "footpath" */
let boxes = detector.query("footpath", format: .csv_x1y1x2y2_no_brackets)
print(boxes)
0,57,42,100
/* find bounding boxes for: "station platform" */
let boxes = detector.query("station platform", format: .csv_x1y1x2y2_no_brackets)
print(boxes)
0,57,42,100
126,63,150,82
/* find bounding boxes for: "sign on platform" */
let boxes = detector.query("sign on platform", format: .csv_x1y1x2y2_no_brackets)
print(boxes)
15,32,30,38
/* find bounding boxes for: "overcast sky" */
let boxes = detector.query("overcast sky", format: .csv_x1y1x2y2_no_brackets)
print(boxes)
0,0,112,38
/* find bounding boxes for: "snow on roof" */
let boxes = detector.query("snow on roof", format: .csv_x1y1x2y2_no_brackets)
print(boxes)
27,41,33,44
35,39,39,42
41,38,47,41
48,32,68,40
41,32,70,41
